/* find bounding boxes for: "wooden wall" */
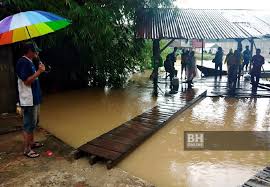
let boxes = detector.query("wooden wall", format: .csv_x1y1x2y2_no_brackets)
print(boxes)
0,46,16,113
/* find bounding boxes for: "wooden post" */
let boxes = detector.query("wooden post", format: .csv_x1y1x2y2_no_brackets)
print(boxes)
236,39,243,51
160,39,175,54
201,39,204,78
152,39,160,97
235,39,243,80
249,38,254,72
0,46,16,113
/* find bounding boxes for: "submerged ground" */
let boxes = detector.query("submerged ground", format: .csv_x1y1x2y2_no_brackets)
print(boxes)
1,68,270,186
118,97,270,187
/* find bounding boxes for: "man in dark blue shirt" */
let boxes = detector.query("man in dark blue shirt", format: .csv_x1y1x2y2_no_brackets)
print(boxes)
16,43,45,158
213,47,224,78
165,47,178,89
242,45,251,72
251,49,265,94
167,47,178,78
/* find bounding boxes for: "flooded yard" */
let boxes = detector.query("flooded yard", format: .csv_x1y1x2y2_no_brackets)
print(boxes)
118,97,270,187
39,71,270,187
40,72,156,148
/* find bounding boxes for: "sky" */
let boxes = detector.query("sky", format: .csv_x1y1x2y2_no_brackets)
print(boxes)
174,0,270,10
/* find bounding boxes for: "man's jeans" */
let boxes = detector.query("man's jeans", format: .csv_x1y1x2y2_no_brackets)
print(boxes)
22,105,40,133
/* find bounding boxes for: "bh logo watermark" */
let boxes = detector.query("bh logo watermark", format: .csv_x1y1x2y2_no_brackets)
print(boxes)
184,132,205,150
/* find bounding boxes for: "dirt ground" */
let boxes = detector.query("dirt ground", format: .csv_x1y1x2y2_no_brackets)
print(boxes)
0,129,154,187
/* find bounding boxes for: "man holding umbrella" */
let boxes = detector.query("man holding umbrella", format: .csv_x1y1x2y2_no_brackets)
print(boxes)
16,43,45,158
0,10,71,158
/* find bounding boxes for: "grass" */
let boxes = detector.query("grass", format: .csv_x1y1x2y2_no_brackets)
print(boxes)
195,52,215,61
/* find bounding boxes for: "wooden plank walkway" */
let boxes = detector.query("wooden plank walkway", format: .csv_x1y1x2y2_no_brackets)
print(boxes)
75,90,207,169
243,167,270,187
194,77,270,98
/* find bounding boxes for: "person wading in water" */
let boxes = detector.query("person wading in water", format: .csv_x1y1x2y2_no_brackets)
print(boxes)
186,51,197,88
251,48,265,94
242,45,252,72
228,50,239,93
213,47,224,78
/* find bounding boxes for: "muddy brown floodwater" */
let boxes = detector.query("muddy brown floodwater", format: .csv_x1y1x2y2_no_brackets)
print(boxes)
119,97,270,187
40,71,270,187
40,71,156,148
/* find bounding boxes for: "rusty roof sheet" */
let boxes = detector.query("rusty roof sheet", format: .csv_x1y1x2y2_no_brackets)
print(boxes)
136,8,270,40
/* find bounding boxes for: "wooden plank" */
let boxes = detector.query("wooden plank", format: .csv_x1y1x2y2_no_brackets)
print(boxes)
89,155,98,165
159,104,183,109
149,110,174,116
243,167,270,186
138,116,167,123
114,125,150,136
100,133,134,145
130,121,160,131
124,123,154,132
132,116,164,123
152,106,178,115
132,117,163,125
255,171,270,183
140,110,171,115
266,167,270,170
90,138,130,153
126,120,157,129
73,150,85,160
245,179,270,187
152,109,178,116
161,101,183,105
264,167,270,173
109,127,142,140
154,105,177,110
147,109,176,116
122,124,153,137
105,129,158,169
79,144,120,160
242,184,253,187
77,90,208,170
109,126,152,144
145,114,169,121
105,131,139,142
160,101,182,105
138,112,169,118
150,106,178,114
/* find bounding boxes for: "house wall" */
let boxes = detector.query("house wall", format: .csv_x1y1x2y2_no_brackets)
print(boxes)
0,46,16,113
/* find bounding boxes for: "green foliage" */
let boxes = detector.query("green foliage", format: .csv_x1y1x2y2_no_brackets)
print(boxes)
195,52,215,61
141,40,179,70
3,0,174,88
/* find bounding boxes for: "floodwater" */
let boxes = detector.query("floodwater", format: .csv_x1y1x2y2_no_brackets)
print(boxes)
118,97,270,187
40,71,156,148
40,71,270,187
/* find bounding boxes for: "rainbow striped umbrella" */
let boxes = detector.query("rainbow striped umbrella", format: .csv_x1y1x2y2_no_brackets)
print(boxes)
0,10,71,45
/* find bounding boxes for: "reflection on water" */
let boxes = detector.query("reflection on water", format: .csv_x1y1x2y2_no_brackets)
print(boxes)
40,71,270,187
118,97,270,187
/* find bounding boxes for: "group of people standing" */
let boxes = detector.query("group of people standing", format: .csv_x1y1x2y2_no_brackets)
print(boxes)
164,47,197,89
164,44,265,94
213,46,265,94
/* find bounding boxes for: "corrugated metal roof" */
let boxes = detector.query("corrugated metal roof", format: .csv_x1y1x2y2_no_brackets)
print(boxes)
136,8,270,40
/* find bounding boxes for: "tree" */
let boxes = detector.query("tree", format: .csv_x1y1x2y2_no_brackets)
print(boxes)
2,0,174,88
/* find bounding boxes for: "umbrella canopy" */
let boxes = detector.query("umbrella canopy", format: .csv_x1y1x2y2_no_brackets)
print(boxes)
0,10,71,45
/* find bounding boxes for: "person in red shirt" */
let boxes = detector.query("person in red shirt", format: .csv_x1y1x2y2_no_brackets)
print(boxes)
251,49,265,94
